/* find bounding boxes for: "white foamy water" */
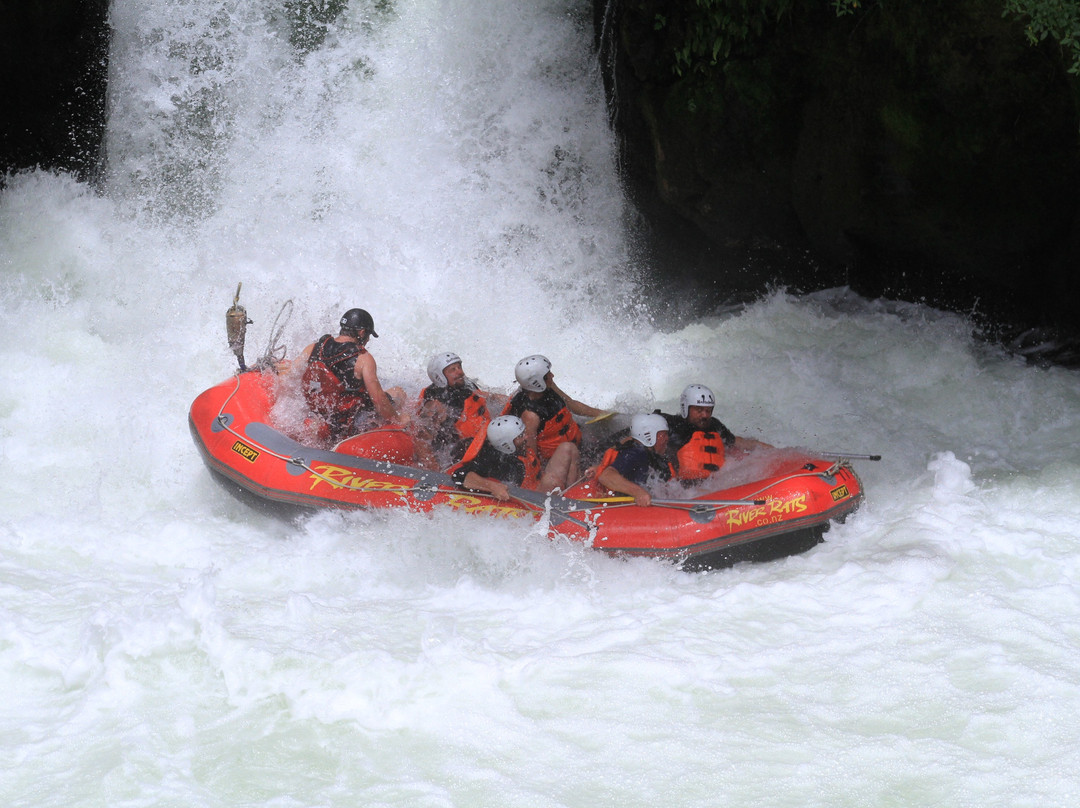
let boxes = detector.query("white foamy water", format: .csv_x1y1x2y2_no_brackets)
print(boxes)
3,0,1080,804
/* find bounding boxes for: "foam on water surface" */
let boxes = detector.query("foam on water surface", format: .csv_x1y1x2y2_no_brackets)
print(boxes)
3,0,1080,804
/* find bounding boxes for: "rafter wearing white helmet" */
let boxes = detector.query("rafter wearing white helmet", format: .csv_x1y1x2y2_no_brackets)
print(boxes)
486,415,526,455
426,352,462,388
514,354,551,392
679,384,715,418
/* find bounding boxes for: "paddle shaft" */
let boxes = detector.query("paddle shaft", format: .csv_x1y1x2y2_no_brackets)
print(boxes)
571,495,766,509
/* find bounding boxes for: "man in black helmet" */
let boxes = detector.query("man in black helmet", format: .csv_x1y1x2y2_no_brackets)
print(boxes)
293,308,406,441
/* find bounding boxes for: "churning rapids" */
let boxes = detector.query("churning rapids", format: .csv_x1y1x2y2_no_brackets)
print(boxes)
3,0,1080,805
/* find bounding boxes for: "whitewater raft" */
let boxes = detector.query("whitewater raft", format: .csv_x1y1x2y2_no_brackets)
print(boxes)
189,370,865,569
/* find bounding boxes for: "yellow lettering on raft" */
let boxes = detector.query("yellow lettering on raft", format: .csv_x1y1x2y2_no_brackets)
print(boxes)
231,440,260,463
441,492,532,519
307,463,413,494
726,494,808,529
305,465,530,520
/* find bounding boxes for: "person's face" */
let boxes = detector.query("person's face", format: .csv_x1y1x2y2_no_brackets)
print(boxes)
687,405,713,428
443,361,465,387
654,430,669,455
513,433,526,453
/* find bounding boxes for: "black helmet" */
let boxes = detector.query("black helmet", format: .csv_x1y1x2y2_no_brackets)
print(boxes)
340,308,378,338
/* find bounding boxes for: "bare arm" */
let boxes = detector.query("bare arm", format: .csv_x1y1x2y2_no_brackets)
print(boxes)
519,409,541,458
462,471,511,501
411,398,446,470
547,376,606,418
412,398,445,442
355,352,406,424
597,466,652,507
278,342,315,378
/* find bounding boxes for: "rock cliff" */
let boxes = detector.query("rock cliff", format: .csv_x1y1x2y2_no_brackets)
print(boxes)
597,0,1080,347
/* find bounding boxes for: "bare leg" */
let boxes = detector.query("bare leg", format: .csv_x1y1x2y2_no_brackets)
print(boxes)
539,442,580,493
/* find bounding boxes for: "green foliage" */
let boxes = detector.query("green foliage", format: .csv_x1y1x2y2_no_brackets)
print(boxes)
1003,0,1080,74
831,0,862,16
651,0,796,79
646,0,1080,120
657,0,1080,77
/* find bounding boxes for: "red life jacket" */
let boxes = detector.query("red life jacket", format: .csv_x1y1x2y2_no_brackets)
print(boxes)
301,335,373,435
675,430,726,481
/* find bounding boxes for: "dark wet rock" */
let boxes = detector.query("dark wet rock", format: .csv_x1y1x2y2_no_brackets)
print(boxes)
597,0,1080,356
1,0,110,184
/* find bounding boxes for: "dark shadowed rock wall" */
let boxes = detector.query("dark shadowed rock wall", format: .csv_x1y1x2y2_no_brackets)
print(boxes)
598,0,1080,349
0,0,110,184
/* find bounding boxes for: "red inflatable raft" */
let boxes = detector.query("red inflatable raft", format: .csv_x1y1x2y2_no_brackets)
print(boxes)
189,370,865,570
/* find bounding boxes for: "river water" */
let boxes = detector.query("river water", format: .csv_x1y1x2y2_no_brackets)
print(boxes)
3,0,1080,805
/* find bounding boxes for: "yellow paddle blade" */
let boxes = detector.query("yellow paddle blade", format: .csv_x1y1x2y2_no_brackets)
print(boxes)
585,411,617,425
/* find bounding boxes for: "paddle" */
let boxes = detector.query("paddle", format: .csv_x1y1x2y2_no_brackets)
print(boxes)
816,452,881,461
508,492,593,529
584,411,618,424
564,495,766,509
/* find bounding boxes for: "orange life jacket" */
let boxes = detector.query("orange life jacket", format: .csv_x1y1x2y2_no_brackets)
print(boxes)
675,430,726,481
447,390,489,441
454,428,485,467
591,444,674,496
520,447,541,491
595,446,620,480
538,410,581,460
418,385,491,445
575,446,622,498
503,389,581,460
450,427,541,491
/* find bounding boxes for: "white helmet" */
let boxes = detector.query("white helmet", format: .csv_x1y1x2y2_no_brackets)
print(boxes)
486,415,525,455
680,384,715,417
427,352,462,387
630,413,669,448
514,355,551,392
